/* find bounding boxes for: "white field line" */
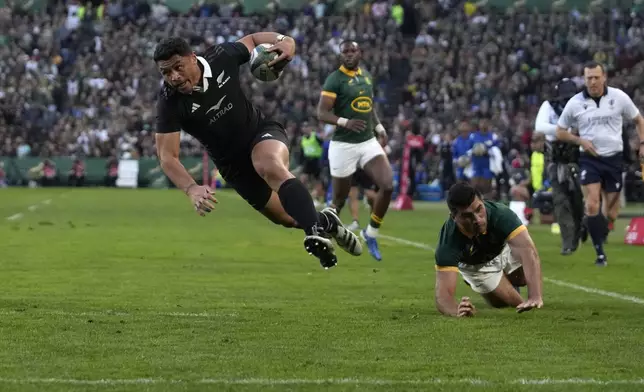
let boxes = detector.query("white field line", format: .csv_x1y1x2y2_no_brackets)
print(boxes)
379,234,644,305
0,377,642,386
0,309,237,319
5,198,53,221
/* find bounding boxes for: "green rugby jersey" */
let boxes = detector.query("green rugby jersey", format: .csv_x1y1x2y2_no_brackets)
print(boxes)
434,201,526,271
321,65,376,144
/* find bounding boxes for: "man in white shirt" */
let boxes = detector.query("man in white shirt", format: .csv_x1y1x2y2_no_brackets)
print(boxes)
556,62,644,266
534,78,585,255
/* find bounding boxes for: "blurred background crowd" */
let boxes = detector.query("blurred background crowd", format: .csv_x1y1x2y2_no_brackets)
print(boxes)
0,0,643,200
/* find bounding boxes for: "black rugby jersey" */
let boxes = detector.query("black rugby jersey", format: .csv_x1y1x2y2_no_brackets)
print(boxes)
155,42,263,161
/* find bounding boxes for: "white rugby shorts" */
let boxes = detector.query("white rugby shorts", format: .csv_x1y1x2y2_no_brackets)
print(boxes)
458,245,522,294
328,138,385,178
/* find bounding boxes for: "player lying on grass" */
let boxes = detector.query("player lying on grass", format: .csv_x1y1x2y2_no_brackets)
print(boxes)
434,182,544,317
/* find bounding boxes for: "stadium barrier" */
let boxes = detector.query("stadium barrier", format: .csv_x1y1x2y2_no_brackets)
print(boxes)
0,156,215,188
2,156,642,203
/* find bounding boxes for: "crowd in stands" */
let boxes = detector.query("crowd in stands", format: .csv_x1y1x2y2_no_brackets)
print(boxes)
1,0,643,190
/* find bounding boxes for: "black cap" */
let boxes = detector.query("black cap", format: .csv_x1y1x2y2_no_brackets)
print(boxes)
554,78,578,101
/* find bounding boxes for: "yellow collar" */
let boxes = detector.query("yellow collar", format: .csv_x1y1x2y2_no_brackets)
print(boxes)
339,65,361,77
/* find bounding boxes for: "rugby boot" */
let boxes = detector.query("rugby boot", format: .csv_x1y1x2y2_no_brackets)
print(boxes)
304,235,337,269
360,229,382,261
320,207,363,256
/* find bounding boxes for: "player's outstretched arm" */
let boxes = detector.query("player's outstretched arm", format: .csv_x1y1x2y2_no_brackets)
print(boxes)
507,230,544,313
435,270,476,317
156,132,217,216
156,132,196,192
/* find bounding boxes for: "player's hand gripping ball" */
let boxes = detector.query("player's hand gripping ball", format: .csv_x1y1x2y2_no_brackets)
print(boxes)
250,43,284,82
472,142,488,156
457,155,470,168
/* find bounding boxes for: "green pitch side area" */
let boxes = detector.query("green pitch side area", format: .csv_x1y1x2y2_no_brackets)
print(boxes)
1,188,643,392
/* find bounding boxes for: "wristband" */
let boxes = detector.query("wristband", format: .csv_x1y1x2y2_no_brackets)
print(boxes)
184,183,197,195
375,124,386,135
336,117,349,127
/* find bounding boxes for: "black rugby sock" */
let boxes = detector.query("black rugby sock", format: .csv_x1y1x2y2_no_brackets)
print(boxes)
586,214,606,256
278,178,321,236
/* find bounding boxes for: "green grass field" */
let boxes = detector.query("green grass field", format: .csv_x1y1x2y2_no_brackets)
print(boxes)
1,188,643,392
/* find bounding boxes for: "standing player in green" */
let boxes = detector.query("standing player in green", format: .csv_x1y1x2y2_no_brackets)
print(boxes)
316,40,394,261
434,182,544,317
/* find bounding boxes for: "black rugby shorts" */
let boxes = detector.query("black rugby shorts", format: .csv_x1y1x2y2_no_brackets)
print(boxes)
216,121,290,210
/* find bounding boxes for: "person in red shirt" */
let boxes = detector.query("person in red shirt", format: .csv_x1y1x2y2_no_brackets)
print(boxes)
68,159,85,187
105,157,118,187
0,161,7,188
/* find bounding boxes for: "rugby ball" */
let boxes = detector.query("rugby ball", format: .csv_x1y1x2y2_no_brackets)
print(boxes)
250,43,281,82
457,155,470,168
472,143,488,156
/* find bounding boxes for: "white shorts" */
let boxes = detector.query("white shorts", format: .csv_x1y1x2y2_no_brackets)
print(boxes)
459,245,522,294
328,138,385,178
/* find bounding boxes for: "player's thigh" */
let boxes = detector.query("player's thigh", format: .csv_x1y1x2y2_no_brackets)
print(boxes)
481,274,524,308
328,140,360,178
483,246,525,307
218,158,273,212
579,155,603,188
357,138,386,169
582,183,602,214
250,121,291,176
332,175,353,201
362,152,393,190
599,155,624,194
352,169,369,188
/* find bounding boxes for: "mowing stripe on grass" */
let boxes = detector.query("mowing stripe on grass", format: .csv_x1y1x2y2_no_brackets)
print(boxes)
0,377,642,386
379,234,644,306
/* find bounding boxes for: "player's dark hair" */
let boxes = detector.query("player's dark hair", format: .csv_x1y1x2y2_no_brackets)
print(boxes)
153,37,193,62
447,182,482,216
583,61,605,74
